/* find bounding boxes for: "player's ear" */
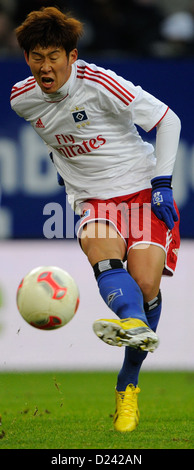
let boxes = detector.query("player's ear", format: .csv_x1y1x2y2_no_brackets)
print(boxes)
24,51,30,66
68,48,78,65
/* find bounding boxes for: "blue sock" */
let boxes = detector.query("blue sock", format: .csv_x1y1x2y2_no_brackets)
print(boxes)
94,260,148,324
116,291,162,390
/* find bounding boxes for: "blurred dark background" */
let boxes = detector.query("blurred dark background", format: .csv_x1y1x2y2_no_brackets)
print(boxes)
0,0,194,58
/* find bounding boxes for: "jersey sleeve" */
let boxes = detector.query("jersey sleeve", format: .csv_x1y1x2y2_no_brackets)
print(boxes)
94,65,168,132
10,76,36,118
127,87,168,132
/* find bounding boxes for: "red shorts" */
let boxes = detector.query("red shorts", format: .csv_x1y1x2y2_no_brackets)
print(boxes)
77,189,180,276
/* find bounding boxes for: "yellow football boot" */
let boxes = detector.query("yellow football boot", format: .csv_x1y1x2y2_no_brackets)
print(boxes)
114,384,140,432
93,317,159,352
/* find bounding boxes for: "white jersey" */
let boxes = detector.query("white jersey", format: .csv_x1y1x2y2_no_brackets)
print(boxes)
10,59,168,213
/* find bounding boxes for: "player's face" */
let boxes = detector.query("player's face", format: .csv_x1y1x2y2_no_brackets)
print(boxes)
24,46,78,93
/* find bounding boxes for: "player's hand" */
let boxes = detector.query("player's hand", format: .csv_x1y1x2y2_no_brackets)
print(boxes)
151,176,178,230
49,152,65,186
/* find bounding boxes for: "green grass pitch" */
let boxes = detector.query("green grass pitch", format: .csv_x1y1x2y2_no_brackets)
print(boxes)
0,370,193,450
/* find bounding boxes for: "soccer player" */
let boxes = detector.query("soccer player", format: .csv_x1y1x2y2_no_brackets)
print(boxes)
11,7,181,432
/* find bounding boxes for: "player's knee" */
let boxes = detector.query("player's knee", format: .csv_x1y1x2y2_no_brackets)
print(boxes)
133,276,158,302
80,223,125,266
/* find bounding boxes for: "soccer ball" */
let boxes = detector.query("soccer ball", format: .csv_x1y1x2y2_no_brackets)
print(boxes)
16,266,80,330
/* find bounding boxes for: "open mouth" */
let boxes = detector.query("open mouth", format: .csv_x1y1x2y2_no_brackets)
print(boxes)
41,77,54,89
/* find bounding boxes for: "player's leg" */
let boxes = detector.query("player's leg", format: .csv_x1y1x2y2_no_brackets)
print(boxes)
114,243,164,432
114,291,162,431
116,244,164,388
113,244,163,431
80,222,159,351
127,243,165,302
80,220,126,266
116,291,162,391
126,244,164,365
